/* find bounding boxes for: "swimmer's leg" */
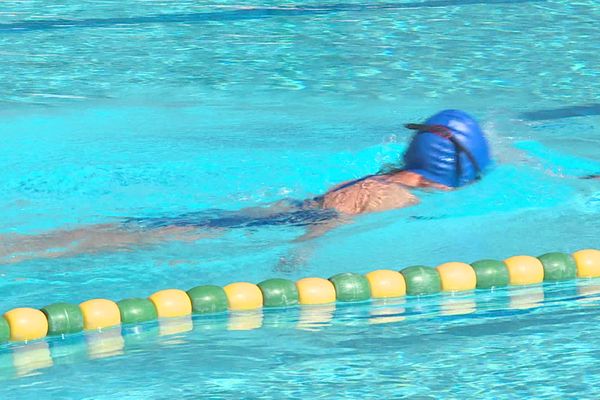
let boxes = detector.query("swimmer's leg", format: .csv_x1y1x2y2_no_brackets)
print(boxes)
0,224,122,252
293,215,352,242
0,224,218,264
0,224,121,263
274,215,353,273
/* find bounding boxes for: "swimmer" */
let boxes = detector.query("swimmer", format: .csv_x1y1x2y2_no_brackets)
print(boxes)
0,109,491,263
316,109,490,214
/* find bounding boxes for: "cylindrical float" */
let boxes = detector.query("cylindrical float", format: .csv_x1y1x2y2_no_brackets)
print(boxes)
504,256,544,285
436,262,477,292
400,265,441,296
117,298,158,324
149,289,192,318
257,279,299,307
365,269,406,299
470,259,509,289
224,282,263,311
296,278,336,305
4,308,48,342
41,303,84,336
573,249,600,278
329,273,371,302
79,299,121,331
187,285,229,314
538,252,577,281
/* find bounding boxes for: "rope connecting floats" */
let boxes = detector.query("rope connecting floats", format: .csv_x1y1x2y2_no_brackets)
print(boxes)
1,249,599,344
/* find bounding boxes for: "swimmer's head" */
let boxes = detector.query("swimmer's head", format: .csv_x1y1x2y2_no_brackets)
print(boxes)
402,109,491,188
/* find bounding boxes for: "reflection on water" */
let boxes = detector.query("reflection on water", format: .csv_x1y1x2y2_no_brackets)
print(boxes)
228,310,264,331
12,342,52,378
508,286,545,310
85,328,124,360
577,282,600,306
440,294,477,316
297,304,336,331
369,298,406,324
159,316,194,337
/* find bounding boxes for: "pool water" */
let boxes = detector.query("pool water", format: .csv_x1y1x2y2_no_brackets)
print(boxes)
0,0,599,398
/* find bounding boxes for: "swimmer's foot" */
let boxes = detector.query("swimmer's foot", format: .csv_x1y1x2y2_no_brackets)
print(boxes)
0,233,40,263
0,225,221,264
0,242,79,265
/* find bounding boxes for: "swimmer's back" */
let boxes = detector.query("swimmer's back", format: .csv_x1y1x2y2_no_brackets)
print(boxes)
321,176,418,215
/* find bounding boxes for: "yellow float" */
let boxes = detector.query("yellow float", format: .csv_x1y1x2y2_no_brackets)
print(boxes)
296,278,336,305
79,299,121,331
436,262,477,292
149,289,192,318
504,255,544,285
365,269,407,298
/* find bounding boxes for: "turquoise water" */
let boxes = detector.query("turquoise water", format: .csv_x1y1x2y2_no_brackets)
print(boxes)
0,0,599,398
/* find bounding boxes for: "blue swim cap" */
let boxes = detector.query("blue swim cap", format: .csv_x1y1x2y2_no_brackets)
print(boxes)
402,109,491,187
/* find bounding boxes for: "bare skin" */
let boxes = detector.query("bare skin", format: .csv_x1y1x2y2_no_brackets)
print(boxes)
320,170,449,215
0,225,211,264
0,170,446,264
292,170,449,241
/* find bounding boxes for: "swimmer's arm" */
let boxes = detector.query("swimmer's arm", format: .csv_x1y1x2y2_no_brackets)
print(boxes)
294,215,353,242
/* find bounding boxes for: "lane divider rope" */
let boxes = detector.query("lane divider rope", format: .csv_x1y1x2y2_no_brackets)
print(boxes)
1,249,599,344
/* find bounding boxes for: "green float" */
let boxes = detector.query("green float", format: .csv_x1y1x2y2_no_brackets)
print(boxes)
187,285,228,314
117,298,158,324
400,265,441,296
329,273,371,302
538,252,577,281
41,303,84,335
470,259,509,289
0,317,9,343
257,278,299,307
